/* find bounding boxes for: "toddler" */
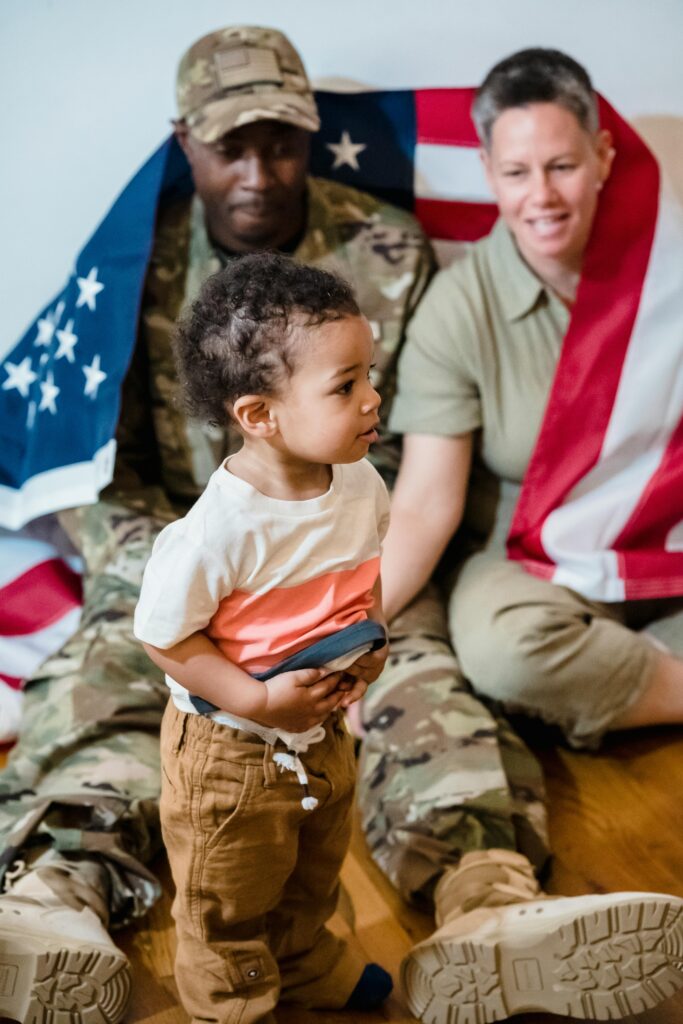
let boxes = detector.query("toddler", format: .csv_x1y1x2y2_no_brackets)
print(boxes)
134,253,392,1023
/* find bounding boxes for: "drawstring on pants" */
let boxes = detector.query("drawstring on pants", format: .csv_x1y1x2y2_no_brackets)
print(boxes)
273,751,319,811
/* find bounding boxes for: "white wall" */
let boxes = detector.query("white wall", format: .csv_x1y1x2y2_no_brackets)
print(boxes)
2,0,682,351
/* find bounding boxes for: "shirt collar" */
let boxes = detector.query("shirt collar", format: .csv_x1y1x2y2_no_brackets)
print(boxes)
193,188,310,267
487,218,549,322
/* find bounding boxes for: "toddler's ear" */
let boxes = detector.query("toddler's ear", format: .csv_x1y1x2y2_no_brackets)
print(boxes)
231,394,277,438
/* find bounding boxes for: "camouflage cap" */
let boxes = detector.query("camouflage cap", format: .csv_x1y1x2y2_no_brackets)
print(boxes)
176,25,320,143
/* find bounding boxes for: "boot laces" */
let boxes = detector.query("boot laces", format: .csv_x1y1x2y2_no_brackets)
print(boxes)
435,850,541,925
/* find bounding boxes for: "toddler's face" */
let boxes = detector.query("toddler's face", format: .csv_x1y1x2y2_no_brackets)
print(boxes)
270,315,381,466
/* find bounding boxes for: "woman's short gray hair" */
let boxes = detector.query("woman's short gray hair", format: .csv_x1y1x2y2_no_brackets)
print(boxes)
472,48,599,150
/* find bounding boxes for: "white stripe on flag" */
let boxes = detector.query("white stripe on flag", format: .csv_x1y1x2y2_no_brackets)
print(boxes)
0,533,80,589
0,536,58,589
414,143,493,203
0,605,82,679
542,178,683,599
0,438,116,530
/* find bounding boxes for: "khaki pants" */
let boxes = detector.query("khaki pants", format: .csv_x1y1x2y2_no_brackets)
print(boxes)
450,554,683,748
160,702,365,1024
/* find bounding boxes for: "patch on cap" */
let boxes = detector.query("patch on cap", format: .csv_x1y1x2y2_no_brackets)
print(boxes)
214,46,284,89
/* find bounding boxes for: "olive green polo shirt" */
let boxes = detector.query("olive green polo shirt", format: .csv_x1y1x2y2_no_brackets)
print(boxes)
389,219,570,550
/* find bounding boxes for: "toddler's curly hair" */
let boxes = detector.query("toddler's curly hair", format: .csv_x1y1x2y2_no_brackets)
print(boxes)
174,252,360,426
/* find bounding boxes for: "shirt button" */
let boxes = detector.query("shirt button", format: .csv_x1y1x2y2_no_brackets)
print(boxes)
247,968,260,979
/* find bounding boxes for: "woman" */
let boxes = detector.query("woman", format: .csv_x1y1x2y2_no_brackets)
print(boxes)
385,49,683,745
371,48,683,1023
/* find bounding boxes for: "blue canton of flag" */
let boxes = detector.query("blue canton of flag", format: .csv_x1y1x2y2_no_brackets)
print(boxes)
0,138,193,529
311,90,416,211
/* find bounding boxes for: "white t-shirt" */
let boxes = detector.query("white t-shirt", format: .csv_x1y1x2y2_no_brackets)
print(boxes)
134,458,389,748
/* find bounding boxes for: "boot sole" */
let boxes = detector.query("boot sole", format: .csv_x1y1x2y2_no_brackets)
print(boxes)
0,928,131,1024
402,895,683,1022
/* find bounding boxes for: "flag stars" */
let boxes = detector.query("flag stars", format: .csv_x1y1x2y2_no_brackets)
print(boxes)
35,316,56,347
76,267,105,311
3,357,38,398
39,372,60,414
326,130,367,171
82,354,107,398
35,301,66,346
55,319,79,362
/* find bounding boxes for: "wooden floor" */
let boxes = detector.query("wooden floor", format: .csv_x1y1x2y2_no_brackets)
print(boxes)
2,724,682,1023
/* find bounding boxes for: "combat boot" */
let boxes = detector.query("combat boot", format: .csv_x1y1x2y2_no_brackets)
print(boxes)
401,848,683,1023
0,857,131,1024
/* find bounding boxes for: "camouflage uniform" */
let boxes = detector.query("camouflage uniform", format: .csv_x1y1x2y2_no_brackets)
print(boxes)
0,81,548,926
358,586,549,908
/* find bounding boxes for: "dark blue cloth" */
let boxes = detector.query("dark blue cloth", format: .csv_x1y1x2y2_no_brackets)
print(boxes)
190,620,386,716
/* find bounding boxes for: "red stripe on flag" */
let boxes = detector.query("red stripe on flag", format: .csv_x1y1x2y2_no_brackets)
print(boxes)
0,558,82,637
415,88,479,147
617,555,683,600
508,99,660,565
0,674,23,691
616,416,683,598
414,197,497,242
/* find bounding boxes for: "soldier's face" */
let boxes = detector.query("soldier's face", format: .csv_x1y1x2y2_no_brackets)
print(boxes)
176,121,310,252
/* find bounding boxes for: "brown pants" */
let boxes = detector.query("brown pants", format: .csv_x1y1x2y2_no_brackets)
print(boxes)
160,702,366,1024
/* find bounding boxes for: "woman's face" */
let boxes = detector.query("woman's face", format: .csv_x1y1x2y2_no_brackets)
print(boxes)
482,102,614,275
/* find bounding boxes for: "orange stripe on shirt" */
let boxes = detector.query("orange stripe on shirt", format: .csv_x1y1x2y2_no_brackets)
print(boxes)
207,556,380,673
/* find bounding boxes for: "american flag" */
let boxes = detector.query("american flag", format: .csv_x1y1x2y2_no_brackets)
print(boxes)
1,88,680,740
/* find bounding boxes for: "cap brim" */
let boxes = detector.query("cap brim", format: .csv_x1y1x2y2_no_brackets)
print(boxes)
188,91,320,143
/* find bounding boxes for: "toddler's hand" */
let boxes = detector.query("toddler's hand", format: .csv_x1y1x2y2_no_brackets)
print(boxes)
343,643,389,684
257,667,343,732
